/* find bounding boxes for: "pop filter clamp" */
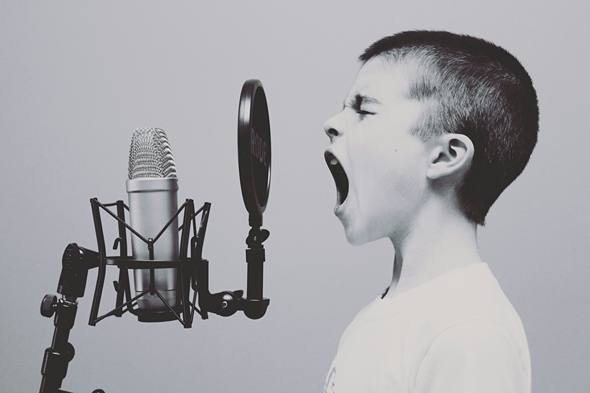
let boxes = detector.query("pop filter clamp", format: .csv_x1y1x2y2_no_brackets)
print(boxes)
38,80,271,393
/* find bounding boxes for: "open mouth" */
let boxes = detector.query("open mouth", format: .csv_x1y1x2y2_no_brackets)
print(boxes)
325,151,349,206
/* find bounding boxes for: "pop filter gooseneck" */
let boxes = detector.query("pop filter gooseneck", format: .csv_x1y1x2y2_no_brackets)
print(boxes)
238,79,271,228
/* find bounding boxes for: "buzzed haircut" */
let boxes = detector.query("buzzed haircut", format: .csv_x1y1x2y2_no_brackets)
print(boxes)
360,31,539,225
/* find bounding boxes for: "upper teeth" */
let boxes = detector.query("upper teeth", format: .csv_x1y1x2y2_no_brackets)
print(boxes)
329,157,338,166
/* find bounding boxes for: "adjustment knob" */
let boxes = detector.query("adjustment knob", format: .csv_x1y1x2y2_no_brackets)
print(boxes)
64,342,76,362
40,294,57,318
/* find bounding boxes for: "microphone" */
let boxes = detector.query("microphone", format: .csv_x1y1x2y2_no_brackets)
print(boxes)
38,80,273,393
126,127,179,316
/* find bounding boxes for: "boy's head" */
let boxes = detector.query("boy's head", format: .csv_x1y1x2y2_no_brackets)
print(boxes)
325,31,538,243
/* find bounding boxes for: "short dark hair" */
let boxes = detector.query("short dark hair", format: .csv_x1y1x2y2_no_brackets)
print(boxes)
360,31,539,225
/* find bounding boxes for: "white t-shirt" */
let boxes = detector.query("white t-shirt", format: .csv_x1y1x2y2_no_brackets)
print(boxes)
324,263,530,393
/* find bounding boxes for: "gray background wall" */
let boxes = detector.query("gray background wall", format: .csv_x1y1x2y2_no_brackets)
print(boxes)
1,1,588,392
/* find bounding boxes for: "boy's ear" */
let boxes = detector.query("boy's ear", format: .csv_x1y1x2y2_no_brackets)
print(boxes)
426,133,474,180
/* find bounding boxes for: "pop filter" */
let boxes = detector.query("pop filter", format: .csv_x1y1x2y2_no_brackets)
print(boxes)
238,79,271,228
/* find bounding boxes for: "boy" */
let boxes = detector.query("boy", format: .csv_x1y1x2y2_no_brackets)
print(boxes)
323,31,538,393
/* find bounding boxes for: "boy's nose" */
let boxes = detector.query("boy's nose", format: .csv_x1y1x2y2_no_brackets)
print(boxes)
324,113,344,140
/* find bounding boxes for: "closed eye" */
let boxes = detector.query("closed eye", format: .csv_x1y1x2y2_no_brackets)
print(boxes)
345,94,377,118
356,109,374,117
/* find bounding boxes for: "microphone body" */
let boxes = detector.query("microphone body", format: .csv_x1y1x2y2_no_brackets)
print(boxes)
126,128,179,312
127,178,179,310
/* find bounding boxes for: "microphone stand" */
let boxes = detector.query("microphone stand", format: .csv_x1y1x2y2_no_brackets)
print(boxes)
39,244,104,393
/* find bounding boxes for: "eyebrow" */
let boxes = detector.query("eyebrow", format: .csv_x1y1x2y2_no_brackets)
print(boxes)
343,93,381,110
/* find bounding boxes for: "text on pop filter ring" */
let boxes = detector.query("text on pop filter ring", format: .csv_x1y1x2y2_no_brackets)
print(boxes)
251,128,268,167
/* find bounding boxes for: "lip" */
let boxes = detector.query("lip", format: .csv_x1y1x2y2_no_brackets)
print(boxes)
324,150,349,208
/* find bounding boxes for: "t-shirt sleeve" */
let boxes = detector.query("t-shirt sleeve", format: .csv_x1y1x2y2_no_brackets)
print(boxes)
414,319,528,393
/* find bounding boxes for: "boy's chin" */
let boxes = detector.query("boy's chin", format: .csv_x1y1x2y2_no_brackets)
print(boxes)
338,208,380,246
343,227,370,246
342,220,388,246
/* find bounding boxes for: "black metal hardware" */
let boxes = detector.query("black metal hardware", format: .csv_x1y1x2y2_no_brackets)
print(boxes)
39,197,270,392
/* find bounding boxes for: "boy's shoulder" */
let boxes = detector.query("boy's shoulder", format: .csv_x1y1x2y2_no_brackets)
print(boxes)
344,263,527,351
329,263,531,392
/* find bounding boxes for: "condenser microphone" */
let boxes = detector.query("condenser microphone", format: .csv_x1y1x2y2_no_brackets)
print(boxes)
126,127,179,316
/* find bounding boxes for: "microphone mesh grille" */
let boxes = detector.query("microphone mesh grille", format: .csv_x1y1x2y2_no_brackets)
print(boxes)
128,127,177,179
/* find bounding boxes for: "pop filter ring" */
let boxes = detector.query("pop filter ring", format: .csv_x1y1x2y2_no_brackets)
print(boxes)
238,79,271,228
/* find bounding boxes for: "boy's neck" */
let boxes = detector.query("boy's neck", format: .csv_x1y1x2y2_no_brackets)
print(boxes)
384,207,481,298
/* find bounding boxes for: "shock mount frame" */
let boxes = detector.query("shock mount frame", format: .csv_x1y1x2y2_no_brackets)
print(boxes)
39,197,270,393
